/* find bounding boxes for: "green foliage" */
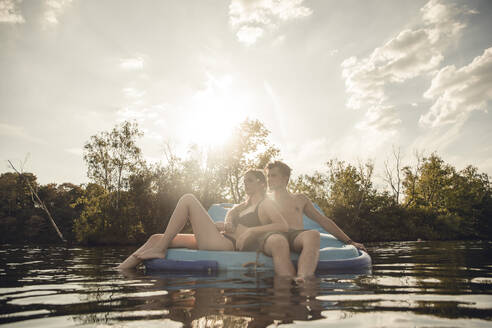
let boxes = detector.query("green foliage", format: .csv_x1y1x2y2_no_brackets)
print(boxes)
73,183,108,244
2,120,491,245
214,118,280,203
0,172,37,217
38,183,84,241
70,118,279,244
290,154,492,242
83,121,144,208
0,172,83,243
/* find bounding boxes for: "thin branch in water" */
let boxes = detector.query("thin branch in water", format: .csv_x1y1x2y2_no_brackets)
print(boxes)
7,160,67,243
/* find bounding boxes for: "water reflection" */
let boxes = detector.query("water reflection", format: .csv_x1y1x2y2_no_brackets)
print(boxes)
1,241,491,327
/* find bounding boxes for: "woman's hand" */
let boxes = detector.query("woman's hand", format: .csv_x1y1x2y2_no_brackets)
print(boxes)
235,228,254,251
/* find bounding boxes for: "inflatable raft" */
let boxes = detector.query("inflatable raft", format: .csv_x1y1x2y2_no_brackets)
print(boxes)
144,203,372,273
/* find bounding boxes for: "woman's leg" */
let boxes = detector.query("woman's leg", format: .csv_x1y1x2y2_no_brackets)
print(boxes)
118,233,163,269
117,233,198,270
135,193,233,260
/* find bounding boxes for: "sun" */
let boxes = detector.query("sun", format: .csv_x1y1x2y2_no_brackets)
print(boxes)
184,75,249,148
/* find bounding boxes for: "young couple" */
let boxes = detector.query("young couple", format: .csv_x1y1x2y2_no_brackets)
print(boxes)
118,161,366,279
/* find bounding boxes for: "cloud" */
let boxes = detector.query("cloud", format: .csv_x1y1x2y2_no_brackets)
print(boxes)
120,57,144,70
0,122,46,144
420,47,492,127
229,0,312,45
236,25,264,46
0,0,73,26
355,105,401,132
43,0,72,27
341,0,471,133
122,87,146,99
0,0,25,23
116,105,164,123
411,118,466,154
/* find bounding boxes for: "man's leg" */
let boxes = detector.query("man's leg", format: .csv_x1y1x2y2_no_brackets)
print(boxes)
292,230,320,278
263,234,296,277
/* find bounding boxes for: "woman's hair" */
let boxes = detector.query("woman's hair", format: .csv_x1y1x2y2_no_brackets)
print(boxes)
243,169,267,207
244,168,267,185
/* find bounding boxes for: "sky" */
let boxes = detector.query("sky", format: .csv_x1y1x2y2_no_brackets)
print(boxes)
1,0,491,187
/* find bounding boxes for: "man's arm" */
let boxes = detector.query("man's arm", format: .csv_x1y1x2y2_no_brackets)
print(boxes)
300,194,367,251
235,199,289,251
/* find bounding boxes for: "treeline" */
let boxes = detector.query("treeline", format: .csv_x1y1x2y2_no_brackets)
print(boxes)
292,155,492,242
0,120,491,244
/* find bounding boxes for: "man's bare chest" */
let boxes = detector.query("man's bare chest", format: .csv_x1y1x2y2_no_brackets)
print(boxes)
277,199,304,227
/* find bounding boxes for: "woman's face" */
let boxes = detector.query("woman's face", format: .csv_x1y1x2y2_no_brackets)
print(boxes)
243,173,265,196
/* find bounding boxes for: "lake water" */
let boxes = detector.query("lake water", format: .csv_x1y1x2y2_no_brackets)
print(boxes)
1,240,491,327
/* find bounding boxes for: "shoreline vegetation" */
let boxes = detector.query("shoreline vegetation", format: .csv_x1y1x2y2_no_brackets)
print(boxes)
1,120,491,245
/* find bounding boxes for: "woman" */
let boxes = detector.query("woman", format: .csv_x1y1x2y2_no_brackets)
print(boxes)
118,169,289,269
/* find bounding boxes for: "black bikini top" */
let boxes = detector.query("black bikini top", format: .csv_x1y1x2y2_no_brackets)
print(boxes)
232,200,266,228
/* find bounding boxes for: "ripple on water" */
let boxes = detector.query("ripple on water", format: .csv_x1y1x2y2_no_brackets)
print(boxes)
8,289,169,305
3,315,184,328
318,311,492,328
1,241,490,327
470,277,492,284
317,293,492,310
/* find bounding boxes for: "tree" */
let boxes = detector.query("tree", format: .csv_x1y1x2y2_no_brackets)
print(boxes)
403,153,455,209
73,183,110,244
83,121,144,208
401,150,424,207
383,146,403,204
215,119,280,203
0,172,37,218
291,172,330,211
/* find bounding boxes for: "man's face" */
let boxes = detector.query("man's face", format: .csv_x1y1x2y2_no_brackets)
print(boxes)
267,167,288,191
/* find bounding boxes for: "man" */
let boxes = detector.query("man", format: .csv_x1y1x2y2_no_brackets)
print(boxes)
264,161,367,278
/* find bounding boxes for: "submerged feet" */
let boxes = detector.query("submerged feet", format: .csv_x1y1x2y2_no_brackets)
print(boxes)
293,276,305,284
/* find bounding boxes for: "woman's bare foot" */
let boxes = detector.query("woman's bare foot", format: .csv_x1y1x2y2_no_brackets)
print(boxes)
134,248,167,260
117,254,140,270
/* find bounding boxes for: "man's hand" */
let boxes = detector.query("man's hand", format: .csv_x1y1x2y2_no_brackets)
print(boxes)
347,240,367,252
215,222,234,233
224,222,234,233
215,222,225,232
236,228,254,251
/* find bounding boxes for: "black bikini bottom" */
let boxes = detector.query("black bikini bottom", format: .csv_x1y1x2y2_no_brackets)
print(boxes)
223,232,274,253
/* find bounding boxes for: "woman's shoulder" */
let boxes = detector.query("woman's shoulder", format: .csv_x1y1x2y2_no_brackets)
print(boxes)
291,192,310,203
231,201,248,212
259,198,276,209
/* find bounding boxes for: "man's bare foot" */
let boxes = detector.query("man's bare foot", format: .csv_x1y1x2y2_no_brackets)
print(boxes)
134,249,167,260
293,276,305,284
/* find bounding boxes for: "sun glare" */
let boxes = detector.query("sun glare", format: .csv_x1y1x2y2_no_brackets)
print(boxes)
184,75,248,148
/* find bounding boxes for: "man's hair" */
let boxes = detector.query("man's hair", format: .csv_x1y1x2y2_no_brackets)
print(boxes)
266,161,291,179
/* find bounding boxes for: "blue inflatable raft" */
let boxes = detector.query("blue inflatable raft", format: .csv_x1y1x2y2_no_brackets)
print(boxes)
144,203,372,273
